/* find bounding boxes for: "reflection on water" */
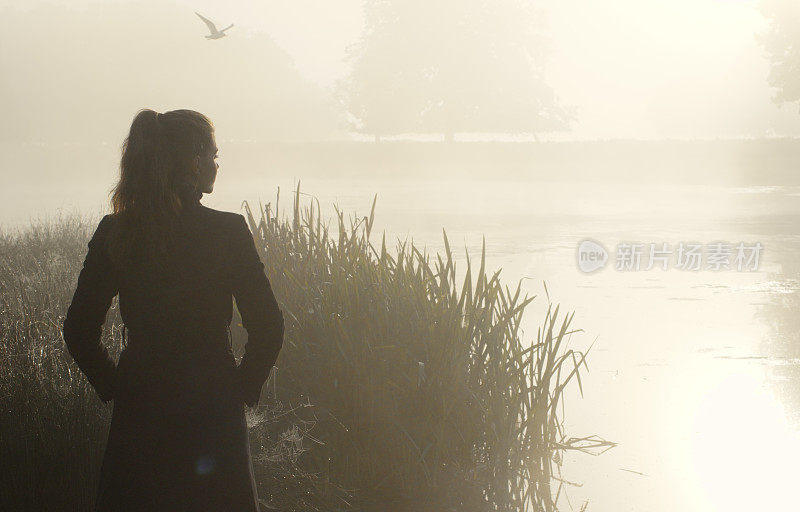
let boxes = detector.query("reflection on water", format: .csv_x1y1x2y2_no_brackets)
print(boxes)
673,359,800,511
7,167,800,511
758,253,800,426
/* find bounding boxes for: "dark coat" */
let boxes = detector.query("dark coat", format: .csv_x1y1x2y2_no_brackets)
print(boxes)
62,194,285,512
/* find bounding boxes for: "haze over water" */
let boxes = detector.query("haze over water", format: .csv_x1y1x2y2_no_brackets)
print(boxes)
3,0,800,510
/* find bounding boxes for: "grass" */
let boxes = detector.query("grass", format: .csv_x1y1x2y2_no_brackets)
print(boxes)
0,184,612,511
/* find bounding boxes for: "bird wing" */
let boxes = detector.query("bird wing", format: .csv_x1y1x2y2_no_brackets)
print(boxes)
219,24,234,33
195,12,218,33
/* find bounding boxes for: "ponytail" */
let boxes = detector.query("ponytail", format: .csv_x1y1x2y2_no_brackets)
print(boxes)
108,108,214,276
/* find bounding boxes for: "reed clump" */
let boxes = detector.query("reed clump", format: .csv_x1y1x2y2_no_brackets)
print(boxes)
236,183,612,512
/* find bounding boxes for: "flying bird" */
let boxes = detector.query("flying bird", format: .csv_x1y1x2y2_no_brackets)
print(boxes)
195,12,233,40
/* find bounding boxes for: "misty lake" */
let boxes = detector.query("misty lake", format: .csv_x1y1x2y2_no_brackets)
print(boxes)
4,139,800,511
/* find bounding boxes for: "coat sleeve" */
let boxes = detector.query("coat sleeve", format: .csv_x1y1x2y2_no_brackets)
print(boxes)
230,215,285,407
62,214,119,403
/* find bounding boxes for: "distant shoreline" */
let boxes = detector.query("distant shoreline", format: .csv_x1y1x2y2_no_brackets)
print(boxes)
4,138,799,198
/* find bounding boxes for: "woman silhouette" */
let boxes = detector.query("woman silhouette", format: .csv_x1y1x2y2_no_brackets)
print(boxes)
62,109,285,511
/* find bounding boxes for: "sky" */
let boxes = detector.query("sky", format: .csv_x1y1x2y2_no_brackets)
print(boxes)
178,0,800,139
2,0,799,140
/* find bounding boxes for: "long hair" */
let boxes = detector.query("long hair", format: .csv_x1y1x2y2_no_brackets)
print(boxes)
108,108,214,275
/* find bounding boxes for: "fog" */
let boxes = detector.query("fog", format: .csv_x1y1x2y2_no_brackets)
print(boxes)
3,1,800,511
2,0,798,145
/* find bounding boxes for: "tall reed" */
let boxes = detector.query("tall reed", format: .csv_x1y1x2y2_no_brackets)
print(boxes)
236,183,613,511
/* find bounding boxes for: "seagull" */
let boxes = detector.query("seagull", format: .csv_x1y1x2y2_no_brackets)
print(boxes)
195,12,233,40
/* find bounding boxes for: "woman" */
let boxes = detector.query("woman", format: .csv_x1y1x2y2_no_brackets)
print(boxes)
61,108,285,511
